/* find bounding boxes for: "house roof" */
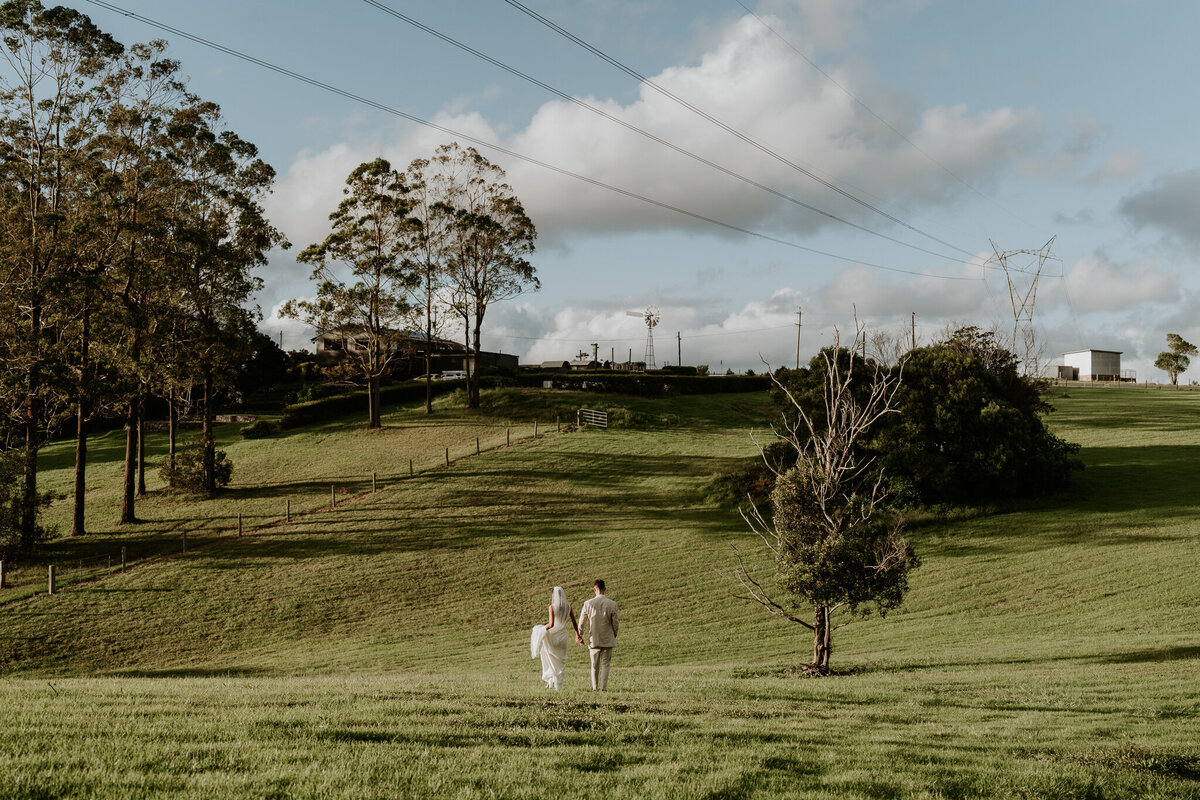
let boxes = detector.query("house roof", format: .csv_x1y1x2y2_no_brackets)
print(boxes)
1063,349,1122,356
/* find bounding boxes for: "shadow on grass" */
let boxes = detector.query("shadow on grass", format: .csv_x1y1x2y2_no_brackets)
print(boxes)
108,666,271,677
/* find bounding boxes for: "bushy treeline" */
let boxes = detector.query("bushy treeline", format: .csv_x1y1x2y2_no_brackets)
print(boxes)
0,2,284,556
770,326,1082,507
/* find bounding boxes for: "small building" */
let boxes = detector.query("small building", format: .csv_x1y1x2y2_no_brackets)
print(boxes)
540,360,571,372
570,359,600,371
1063,349,1122,382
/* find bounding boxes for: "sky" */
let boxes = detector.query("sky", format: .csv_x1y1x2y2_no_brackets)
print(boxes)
54,0,1200,378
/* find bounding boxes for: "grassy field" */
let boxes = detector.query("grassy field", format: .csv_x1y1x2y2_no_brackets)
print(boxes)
1,386,1198,798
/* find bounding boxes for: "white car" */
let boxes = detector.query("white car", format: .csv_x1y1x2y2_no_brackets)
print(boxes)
437,371,468,381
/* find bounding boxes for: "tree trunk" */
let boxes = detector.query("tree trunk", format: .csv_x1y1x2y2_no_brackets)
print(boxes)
136,398,146,496
119,400,138,525
424,275,434,414
72,400,87,536
19,297,41,553
469,313,484,409
202,367,216,495
72,299,90,536
367,374,381,429
168,390,177,472
810,604,831,675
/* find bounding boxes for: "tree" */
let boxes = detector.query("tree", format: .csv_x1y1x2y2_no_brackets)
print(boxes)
402,154,454,414
0,0,123,549
1155,333,1197,386
733,329,918,675
285,158,415,428
876,327,1081,504
439,144,537,409
166,100,284,491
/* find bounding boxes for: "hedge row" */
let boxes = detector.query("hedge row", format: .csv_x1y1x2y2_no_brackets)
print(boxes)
279,379,466,429
512,372,770,396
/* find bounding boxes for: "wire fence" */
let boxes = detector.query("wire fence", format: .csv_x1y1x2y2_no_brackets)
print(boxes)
1,416,577,603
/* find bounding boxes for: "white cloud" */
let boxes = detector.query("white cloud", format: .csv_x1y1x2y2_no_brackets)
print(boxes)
262,298,317,352
1055,255,1178,313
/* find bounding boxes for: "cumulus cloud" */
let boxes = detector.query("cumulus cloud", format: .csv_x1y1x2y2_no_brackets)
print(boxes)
262,298,318,352
1086,148,1142,185
1053,256,1178,313
263,9,1037,252
1119,167,1200,246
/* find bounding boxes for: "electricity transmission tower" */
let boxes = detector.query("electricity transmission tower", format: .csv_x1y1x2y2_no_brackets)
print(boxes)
986,236,1059,377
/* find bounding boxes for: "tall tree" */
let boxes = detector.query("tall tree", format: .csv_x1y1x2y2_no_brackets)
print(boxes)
439,144,537,409
166,100,283,491
403,154,454,414
733,328,918,675
1155,333,1197,386
0,0,122,548
285,158,415,429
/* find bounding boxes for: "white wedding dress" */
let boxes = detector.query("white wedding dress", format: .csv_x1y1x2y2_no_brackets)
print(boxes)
530,587,572,690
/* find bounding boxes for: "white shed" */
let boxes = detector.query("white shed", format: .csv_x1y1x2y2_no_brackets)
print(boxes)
1063,349,1122,381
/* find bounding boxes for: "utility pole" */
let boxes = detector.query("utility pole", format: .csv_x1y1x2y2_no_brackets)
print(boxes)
911,312,916,350
677,331,681,367
795,308,802,369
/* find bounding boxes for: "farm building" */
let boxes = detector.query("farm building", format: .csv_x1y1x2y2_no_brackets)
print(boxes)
1062,349,1122,381
312,328,517,374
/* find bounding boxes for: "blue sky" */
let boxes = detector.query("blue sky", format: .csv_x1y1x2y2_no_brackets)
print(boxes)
61,0,1200,378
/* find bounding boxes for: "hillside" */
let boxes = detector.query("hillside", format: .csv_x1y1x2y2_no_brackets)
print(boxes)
1,386,1197,799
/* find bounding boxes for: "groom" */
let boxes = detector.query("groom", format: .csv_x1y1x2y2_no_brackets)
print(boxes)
577,578,618,691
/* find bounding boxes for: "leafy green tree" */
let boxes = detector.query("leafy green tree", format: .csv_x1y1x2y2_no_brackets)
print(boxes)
1155,333,1197,385
735,329,918,675
402,155,455,414
877,327,1080,504
439,144,538,409
166,101,284,491
0,0,122,549
285,158,415,429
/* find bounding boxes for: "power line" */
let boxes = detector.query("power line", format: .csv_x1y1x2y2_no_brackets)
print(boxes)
81,0,982,283
500,0,981,261
731,0,1045,238
361,0,981,267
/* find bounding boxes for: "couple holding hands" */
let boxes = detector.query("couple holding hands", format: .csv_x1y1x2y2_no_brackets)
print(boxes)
529,579,618,691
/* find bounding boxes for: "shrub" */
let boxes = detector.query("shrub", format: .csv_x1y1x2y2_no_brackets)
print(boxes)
159,442,233,494
0,451,52,559
240,419,281,439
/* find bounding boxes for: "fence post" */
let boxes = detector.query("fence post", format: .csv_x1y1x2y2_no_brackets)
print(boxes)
445,447,449,467
286,499,291,522
577,409,581,427
238,512,243,537
121,546,126,572
372,471,377,493
507,428,510,446
534,420,538,438
0,560,5,588
409,458,414,477
48,564,56,595
331,484,336,510
476,437,480,455
557,415,560,431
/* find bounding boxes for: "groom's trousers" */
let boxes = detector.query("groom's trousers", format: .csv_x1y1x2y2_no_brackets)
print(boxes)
589,646,613,691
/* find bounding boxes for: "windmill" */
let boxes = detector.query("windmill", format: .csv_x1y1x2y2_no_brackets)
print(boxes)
626,305,661,368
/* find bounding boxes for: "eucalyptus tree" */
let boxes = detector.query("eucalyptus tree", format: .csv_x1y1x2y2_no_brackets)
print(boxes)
285,158,416,428
165,100,284,492
438,144,537,409
0,0,122,549
80,40,189,526
402,154,455,414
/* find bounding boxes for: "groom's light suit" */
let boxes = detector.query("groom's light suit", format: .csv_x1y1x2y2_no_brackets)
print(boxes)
579,593,618,691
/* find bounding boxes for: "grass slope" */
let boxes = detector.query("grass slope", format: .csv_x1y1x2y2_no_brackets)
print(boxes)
1,386,1198,799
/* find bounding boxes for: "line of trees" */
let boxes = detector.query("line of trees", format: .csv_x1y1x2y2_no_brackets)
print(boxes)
283,143,538,426
0,2,283,558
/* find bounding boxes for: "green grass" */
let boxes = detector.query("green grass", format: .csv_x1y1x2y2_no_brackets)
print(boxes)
1,385,1198,798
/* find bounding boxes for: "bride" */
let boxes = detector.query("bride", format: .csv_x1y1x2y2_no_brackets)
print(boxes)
530,586,580,690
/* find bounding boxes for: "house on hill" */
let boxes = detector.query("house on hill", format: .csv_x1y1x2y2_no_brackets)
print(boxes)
313,328,517,375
